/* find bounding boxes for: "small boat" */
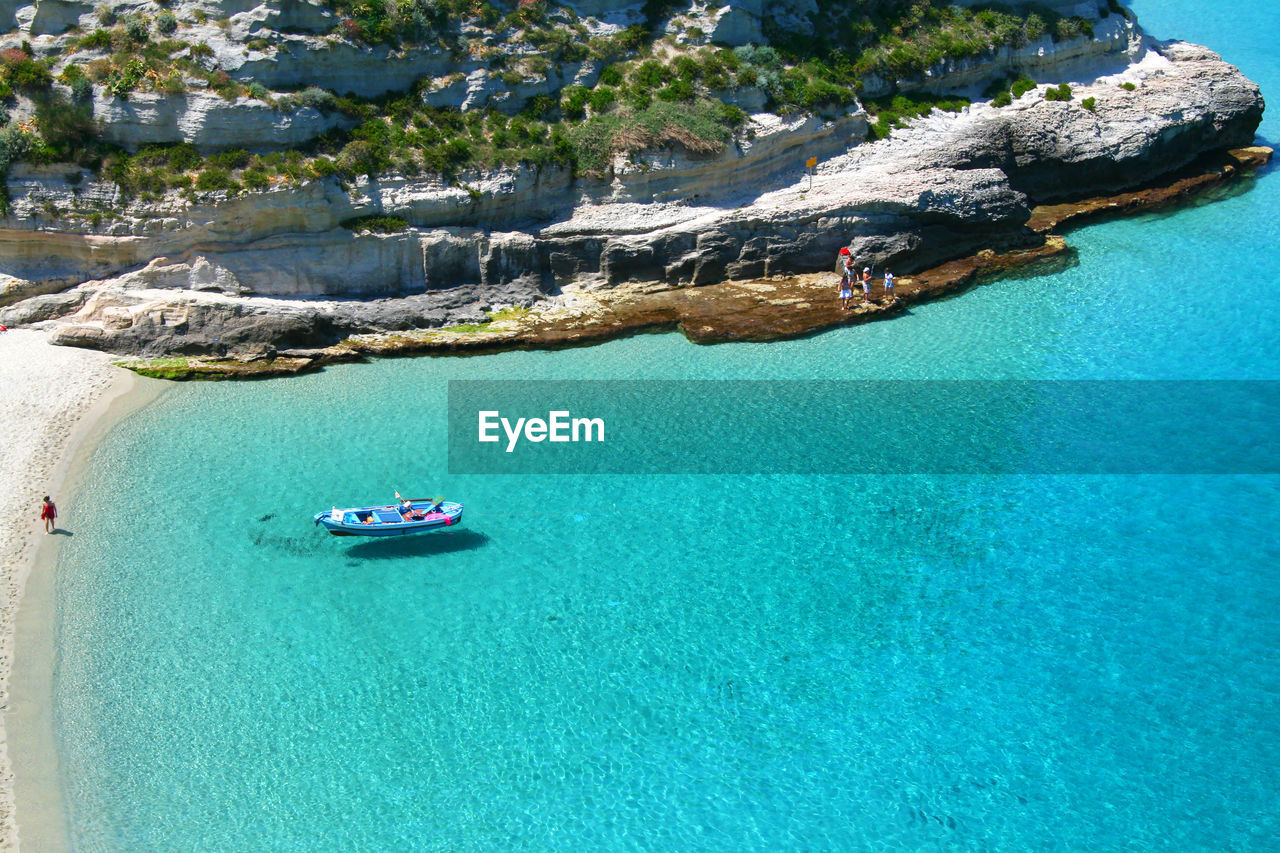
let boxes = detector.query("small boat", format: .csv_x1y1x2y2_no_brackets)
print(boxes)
313,498,464,537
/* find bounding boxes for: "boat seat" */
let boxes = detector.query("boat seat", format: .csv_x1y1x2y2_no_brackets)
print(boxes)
374,509,403,523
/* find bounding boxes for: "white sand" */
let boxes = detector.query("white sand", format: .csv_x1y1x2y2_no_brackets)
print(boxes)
0,329,137,851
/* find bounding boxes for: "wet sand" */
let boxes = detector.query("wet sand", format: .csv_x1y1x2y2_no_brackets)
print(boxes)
0,329,162,850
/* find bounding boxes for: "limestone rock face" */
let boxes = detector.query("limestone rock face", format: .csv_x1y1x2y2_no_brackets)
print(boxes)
447,62,603,115
60,230,426,299
707,0,820,46
0,23,1266,359
0,0,20,29
900,40,1265,202
952,0,1106,16
562,0,637,16
604,111,868,205
237,0,335,36
93,91,357,152
222,37,459,98
28,0,89,35
867,13,1137,99
709,5,762,47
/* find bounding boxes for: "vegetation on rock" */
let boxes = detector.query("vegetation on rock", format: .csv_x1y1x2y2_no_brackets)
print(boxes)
985,73,1037,108
0,0,1127,217
341,214,410,232
1044,82,1073,102
864,92,970,140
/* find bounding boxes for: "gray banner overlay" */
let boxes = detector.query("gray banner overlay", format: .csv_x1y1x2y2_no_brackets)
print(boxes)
447,381,1280,475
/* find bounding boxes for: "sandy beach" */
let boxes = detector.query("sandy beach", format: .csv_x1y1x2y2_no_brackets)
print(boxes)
0,329,152,851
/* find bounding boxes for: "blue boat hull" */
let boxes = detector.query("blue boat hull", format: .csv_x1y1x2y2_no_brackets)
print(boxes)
313,500,464,537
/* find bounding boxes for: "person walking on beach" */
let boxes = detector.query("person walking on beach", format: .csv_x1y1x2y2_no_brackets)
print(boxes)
40,496,57,533
883,269,895,301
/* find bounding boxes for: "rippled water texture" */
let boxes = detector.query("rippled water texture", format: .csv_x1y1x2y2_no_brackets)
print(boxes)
54,2,1279,849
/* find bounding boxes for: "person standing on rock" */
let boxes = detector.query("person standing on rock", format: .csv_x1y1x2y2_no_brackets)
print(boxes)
40,496,57,534
861,267,872,302
838,249,854,310
883,270,895,301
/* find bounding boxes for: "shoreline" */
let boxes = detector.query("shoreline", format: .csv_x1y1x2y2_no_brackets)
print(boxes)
0,149,1268,848
114,144,1272,381
0,144,1269,849
0,330,165,851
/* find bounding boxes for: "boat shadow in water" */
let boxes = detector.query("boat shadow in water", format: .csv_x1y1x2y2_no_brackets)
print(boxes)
344,528,491,560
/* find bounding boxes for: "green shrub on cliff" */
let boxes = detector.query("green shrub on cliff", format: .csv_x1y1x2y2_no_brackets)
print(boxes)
1054,16,1094,42
0,0,1129,212
323,0,453,47
195,166,239,193
864,92,970,140
33,89,97,161
72,75,95,103
0,124,33,172
290,87,338,112
526,26,590,63
0,49,53,94
567,96,737,176
242,169,270,191
1025,14,1046,41
1010,75,1037,98
77,29,113,51
560,86,590,120
341,214,409,232
104,59,146,98
1044,83,1073,102
124,14,150,44
852,4,1027,78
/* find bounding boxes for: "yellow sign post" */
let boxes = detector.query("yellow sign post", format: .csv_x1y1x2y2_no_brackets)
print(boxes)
805,156,818,190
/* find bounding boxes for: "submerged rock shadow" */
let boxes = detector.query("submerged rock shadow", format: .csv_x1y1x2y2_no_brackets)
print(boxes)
344,528,491,560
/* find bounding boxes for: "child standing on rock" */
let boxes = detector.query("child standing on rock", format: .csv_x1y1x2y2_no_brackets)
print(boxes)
838,249,854,310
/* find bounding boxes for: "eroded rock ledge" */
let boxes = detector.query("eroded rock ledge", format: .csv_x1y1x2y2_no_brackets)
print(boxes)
106,145,1272,380
0,36,1268,368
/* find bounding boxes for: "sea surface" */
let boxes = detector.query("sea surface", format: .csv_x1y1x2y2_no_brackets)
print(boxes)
51,2,1279,849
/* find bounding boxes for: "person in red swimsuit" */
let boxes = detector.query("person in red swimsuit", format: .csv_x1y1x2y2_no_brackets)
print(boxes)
40,496,57,533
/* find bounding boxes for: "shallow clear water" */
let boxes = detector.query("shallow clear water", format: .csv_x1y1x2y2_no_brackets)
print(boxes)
54,2,1280,849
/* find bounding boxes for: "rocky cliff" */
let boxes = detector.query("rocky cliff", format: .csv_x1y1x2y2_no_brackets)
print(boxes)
0,2,1266,360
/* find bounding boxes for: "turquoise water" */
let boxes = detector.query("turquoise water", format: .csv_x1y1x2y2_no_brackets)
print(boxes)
52,3,1280,850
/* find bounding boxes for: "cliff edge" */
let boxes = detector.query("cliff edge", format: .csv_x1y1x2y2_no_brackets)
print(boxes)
0,1,1266,360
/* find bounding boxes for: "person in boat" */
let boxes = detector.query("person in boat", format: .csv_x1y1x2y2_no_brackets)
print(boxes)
396,492,423,520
